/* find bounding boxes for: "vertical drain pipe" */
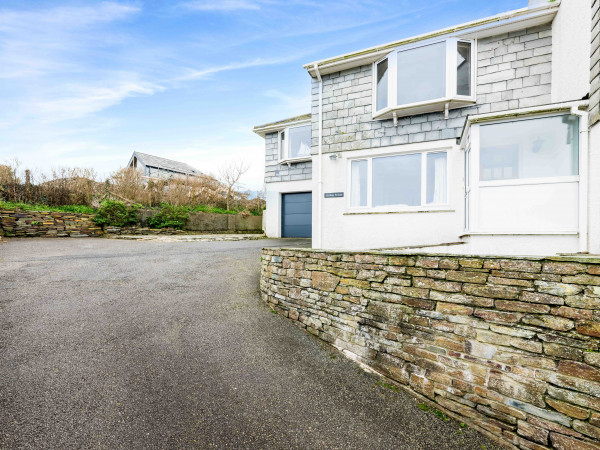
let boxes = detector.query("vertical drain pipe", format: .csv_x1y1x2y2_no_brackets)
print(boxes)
314,63,323,249
571,105,589,253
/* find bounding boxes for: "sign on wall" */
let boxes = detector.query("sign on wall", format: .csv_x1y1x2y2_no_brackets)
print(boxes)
324,192,344,198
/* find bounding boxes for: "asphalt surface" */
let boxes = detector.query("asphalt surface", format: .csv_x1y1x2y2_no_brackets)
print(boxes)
0,238,498,449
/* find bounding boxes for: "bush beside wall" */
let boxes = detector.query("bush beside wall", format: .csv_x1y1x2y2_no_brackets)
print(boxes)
261,248,600,450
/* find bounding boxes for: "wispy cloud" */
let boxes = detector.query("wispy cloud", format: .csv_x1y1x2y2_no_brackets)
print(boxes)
175,54,305,81
181,0,261,12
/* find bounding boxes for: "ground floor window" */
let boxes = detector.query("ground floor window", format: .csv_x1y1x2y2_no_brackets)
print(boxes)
465,112,580,233
350,150,448,209
479,115,579,182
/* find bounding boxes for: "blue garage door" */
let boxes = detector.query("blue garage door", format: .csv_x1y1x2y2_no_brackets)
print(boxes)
282,192,312,238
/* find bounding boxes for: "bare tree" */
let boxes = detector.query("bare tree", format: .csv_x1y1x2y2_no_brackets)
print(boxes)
219,159,250,211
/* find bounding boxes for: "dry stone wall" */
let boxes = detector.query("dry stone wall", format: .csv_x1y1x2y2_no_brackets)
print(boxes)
261,248,600,450
0,208,102,237
0,208,263,238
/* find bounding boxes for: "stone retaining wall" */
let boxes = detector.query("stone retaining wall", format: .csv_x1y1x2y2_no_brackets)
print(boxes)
0,208,263,238
104,226,184,236
0,209,102,237
261,248,600,450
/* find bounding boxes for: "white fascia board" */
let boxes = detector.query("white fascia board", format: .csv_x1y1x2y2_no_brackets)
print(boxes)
303,3,560,77
253,117,311,138
459,100,589,150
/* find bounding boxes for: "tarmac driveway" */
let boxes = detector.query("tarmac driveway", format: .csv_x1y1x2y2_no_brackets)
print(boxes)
0,238,497,449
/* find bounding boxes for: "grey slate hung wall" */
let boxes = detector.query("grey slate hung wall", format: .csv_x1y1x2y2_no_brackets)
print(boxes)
311,25,553,154
264,132,312,183
591,0,600,125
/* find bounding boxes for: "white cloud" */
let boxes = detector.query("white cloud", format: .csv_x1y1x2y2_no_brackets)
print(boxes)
29,81,163,124
181,0,261,11
175,54,303,81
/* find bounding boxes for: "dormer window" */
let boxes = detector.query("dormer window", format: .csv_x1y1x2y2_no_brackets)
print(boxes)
373,38,476,120
279,124,311,163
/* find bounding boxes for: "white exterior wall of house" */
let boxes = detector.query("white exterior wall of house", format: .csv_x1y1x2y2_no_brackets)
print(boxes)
317,139,464,250
551,0,591,103
264,179,313,238
589,124,600,254
257,0,599,256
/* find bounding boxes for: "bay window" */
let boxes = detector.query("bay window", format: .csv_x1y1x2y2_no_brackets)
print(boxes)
373,38,475,120
279,124,311,162
349,151,448,210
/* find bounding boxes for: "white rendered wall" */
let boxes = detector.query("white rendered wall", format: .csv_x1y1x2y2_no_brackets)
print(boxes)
396,235,580,256
318,140,465,250
264,179,313,238
551,0,591,103
589,124,600,254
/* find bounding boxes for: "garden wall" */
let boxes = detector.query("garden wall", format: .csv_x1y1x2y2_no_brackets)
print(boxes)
0,208,263,238
261,248,600,450
0,208,101,237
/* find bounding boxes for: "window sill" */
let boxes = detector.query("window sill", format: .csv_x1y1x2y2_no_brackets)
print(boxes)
478,176,580,187
462,230,579,236
344,207,454,215
279,157,311,165
373,97,476,121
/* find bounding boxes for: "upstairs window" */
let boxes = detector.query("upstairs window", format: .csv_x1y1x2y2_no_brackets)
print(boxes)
373,38,475,119
279,124,311,162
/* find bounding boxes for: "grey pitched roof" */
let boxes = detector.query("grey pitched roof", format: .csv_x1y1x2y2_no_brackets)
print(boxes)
253,114,311,137
130,152,201,176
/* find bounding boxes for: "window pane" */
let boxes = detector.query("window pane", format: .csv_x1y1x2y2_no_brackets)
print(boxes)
480,115,579,181
351,160,368,207
372,154,421,207
288,125,311,159
426,152,447,204
376,59,388,111
457,41,471,96
397,42,446,105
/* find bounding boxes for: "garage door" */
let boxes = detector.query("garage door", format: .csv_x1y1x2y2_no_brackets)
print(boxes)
282,192,312,238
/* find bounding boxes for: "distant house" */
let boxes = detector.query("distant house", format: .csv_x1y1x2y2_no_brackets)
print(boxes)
127,152,201,179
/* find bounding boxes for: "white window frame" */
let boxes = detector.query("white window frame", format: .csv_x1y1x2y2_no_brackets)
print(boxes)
346,149,451,213
278,122,312,164
372,38,477,120
465,112,581,234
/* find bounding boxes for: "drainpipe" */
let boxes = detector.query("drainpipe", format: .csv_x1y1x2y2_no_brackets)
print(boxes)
314,63,323,249
571,106,589,253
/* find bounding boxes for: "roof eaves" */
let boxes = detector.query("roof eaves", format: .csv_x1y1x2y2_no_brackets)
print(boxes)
253,113,311,137
303,2,559,76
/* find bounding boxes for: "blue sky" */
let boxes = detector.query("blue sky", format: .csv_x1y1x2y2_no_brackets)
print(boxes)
0,0,526,190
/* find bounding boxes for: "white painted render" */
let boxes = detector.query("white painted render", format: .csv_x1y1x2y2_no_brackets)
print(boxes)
551,0,591,103
264,179,313,238
316,140,464,250
258,0,598,256
588,123,600,254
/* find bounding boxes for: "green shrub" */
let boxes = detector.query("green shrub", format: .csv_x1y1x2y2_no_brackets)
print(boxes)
0,201,95,214
93,200,140,227
147,203,189,229
190,205,238,215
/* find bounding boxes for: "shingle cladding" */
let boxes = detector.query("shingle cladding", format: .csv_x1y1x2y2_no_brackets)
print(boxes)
263,24,554,183
311,24,553,154
264,133,312,183
591,0,600,125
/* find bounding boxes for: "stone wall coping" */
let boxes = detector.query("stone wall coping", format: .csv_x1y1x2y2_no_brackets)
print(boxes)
265,247,600,264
